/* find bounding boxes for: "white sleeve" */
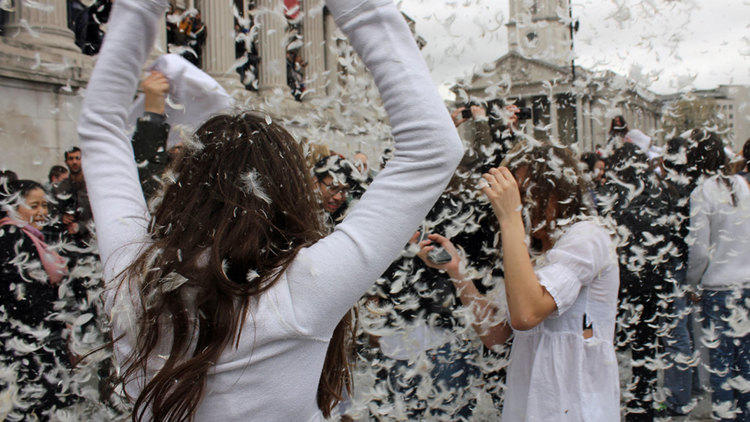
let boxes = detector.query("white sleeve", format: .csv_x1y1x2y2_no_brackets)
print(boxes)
285,0,464,337
686,186,711,286
78,0,167,283
535,223,611,316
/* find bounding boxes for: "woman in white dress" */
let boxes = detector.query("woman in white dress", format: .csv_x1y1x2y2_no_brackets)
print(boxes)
417,144,621,421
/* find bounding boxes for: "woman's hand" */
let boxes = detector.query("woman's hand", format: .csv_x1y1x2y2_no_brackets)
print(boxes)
480,167,522,225
415,233,463,280
141,71,170,115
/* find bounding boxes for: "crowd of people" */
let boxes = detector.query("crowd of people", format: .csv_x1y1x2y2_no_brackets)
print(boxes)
166,5,206,68
233,0,308,99
1,0,749,421
0,147,125,419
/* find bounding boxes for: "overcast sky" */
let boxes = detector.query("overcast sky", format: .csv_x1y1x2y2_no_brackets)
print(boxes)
398,0,750,99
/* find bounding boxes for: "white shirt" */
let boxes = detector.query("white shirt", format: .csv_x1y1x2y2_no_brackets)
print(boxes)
502,221,621,422
687,174,750,290
78,0,463,420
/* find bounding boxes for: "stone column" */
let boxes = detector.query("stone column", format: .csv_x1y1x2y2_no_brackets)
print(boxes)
579,97,589,149
590,103,600,146
196,0,235,78
588,100,596,149
323,10,339,96
5,0,77,52
301,0,325,99
575,95,584,146
624,104,633,130
256,0,288,94
549,93,559,142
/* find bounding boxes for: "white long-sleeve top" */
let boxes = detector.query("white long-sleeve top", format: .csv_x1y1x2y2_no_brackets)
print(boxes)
77,0,463,420
686,175,750,290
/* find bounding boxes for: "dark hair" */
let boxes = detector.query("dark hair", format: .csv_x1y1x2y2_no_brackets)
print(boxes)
1,179,45,219
312,154,362,186
688,130,726,175
64,146,81,160
580,152,601,172
743,138,750,170
120,112,353,421
10,179,44,197
688,129,736,206
503,143,592,236
609,115,628,138
48,165,69,183
0,170,18,184
663,137,688,172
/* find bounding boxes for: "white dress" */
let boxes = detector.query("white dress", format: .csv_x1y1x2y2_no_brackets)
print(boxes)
502,221,621,422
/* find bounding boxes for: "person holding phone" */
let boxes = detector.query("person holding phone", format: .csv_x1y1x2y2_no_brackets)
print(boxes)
417,144,620,421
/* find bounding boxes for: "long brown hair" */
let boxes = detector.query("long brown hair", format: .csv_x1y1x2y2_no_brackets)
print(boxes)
502,142,592,236
119,112,353,421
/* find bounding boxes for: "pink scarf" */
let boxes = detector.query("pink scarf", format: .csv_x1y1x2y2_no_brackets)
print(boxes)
0,217,68,285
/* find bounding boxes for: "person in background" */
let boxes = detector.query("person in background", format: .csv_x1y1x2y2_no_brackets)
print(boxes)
417,144,621,421
687,132,750,422
312,154,363,223
0,180,73,419
132,71,171,200
599,131,676,420
286,49,306,101
740,138,750,180
580,152,606,185
68,0,112,55
51,147,92,240
580,151,606,212
659,136,702,416
186,11,206,68
608,115,629,142
48,165,69,186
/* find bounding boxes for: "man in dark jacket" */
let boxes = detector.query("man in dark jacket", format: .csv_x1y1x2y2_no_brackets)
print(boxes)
599,138,678,421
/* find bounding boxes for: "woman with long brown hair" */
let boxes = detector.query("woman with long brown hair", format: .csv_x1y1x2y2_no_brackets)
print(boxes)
77,0,463,420
416,144,621,421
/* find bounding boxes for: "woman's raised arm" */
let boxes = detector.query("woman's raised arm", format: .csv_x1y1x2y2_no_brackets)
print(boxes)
286,0,465,337
78,0,168,282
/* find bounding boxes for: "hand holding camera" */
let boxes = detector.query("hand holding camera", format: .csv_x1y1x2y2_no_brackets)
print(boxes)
414,232,463,279
451,104,487,127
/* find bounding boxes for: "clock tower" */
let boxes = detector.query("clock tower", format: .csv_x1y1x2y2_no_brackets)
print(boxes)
506,0,573,68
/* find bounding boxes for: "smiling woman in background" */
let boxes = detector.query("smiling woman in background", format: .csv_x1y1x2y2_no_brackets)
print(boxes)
0,180,72,420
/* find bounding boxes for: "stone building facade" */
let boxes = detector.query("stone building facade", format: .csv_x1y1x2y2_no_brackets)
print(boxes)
453,0,663,151
1,0,391,181
662,85,750,152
